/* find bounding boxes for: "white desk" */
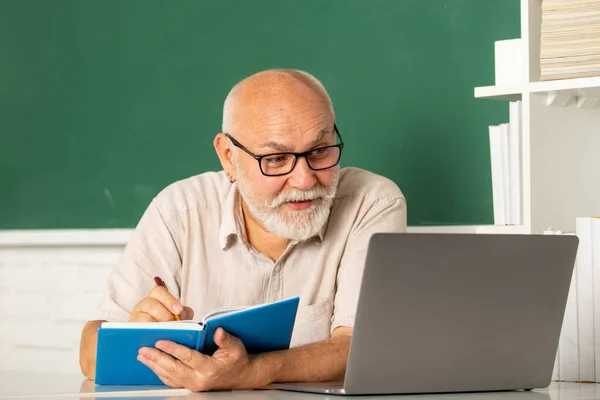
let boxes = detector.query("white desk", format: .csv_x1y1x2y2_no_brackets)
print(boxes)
0,371,598,400
0,371,184,398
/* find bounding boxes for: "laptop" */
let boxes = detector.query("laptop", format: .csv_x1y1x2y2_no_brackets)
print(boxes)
273,233,579,395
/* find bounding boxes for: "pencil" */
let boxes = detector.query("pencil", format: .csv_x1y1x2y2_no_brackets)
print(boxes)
153,276,181,321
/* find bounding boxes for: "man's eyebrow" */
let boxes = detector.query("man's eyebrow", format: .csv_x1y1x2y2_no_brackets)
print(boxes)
312,128,330,143
257,128,331,153
257,141,294,152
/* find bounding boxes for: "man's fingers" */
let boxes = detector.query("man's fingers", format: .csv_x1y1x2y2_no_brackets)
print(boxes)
129,288,192,322
137,348,185,388
182,306,194,320
155,340,212,370
214,328,242,349
149,286,183,316
132,297,177,322
129,311,157,323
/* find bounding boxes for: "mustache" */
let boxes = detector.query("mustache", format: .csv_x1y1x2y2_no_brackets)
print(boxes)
269,186,335,208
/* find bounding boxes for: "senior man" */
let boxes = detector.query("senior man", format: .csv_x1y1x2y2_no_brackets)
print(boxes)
80,69,406,391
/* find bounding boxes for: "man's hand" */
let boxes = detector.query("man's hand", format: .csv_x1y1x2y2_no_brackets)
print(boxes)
80,286,195,380
129,286,194,322
137,327,261,391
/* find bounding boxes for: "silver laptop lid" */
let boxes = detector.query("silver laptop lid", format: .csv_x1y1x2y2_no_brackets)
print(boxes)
343,233,578,395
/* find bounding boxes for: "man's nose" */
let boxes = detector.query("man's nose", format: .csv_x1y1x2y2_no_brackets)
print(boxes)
287,156,316,191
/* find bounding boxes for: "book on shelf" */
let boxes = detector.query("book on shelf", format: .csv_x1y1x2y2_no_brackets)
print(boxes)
550,217,600,383
488,101,522,226
494,38,523,85
508,102,522,225
489,124,507,225
540,0,600,80
94,297,299,385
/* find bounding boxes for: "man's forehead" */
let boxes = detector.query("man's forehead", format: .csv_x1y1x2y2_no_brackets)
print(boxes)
230,94,334,149
235,106,331,138
233,85,331,129
254,127,331,152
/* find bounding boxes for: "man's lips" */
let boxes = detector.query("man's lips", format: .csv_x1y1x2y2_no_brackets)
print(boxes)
284,200,313,211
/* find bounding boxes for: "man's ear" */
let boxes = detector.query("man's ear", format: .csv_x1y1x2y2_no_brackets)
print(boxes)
213,133,237,183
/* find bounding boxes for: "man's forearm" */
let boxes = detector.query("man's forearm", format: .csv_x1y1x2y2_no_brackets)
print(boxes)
79,320,104,380
252,329,352,386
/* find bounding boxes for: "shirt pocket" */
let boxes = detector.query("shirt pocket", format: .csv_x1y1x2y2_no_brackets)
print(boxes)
290,294,334,347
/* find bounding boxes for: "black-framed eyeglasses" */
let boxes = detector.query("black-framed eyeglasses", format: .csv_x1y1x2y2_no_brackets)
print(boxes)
225,124,344,177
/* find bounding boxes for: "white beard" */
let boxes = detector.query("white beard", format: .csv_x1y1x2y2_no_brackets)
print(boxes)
236,170,339,241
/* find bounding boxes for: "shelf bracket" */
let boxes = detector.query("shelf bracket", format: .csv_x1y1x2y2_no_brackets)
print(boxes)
576,96,600,109
546,92,573,107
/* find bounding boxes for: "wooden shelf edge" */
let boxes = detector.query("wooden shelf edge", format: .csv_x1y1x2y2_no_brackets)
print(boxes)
407,225,528,234
474,85,524,101
0,229,133,247
529,76,600,93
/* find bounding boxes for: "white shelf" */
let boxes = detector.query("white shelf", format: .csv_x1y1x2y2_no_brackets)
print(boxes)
529,76,600,97
0,229,132,247
475,77,600,104
407,225,527,234
474,84,523,101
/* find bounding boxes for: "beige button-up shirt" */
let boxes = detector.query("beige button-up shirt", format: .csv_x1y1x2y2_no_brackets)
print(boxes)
91,167,406,347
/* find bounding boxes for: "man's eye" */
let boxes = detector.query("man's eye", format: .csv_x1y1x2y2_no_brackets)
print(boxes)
265,156,287,164
311,148,329,157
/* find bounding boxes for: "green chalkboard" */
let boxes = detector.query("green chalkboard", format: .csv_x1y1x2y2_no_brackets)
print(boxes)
0,0,519,229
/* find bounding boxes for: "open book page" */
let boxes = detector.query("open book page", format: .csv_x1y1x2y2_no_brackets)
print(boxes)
201,305,248,325
100,321,204,330
100,305,251,330
100,300,291,330
201,299,299,325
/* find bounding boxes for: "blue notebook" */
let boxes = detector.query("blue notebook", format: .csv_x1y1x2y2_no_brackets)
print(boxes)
95,297,299,385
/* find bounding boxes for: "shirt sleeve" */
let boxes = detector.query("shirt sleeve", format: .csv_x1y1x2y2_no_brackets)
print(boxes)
89,199,183,322
330,195,407,333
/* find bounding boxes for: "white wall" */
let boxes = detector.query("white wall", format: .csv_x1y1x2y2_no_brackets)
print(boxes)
0,225,477,376
0,238,124,375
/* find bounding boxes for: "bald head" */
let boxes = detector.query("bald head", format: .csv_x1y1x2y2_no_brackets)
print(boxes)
222,69,335,136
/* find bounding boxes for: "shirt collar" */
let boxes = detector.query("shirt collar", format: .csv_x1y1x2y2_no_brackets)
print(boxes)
218,182,245,250
315,213,328,242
